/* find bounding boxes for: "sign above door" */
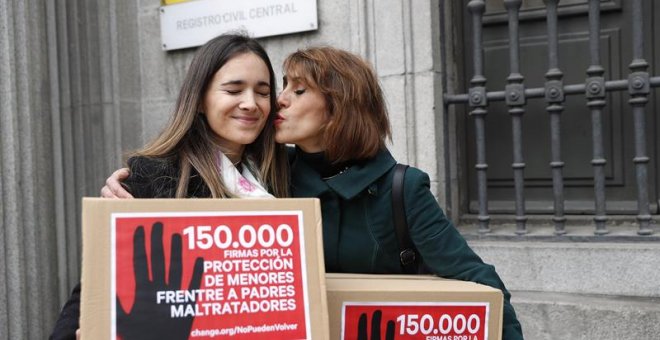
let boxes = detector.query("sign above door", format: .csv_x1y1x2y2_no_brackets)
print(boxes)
160,0,318,51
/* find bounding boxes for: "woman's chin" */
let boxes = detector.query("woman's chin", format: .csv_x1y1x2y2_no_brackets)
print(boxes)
274,133,290,144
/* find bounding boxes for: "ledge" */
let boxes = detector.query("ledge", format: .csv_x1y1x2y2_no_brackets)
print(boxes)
458,214,660,243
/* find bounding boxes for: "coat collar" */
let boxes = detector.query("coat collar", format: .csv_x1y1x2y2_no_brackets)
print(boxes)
290,148,396,200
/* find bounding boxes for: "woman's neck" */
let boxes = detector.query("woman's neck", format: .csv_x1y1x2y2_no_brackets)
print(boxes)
296,142,324,154
212,139,244,165
296,148,352,179
224,152,242,166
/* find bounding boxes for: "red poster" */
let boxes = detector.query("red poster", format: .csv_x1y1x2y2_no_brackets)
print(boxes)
111,211,310,339
342,302,489,340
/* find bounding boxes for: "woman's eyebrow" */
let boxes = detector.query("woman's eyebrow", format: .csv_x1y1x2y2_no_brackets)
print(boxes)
220,80,245,86
220,79,270,87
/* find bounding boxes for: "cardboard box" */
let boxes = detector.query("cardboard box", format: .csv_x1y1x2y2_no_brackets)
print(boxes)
326,273,503,340
80,198,329,340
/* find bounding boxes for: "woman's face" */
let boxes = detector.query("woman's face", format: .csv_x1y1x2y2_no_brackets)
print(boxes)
274,75,329,153
202,52,271,159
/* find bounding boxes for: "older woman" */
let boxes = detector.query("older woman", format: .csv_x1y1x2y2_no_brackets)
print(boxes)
273,47,523,339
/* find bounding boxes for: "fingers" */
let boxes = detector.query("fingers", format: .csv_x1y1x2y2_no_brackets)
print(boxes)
188,257,205,291
76,329,81,340
104,168,133,198
168,233,183,289
132,226,150,289
385,320,395,340
100,185,117,198
371,310,382,340
357,313,368,340
150,222,166,287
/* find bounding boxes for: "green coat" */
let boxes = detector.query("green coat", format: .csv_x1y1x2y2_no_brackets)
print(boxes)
290,148,524,340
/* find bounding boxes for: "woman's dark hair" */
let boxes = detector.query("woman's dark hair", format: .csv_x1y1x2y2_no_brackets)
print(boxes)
132,33,289,197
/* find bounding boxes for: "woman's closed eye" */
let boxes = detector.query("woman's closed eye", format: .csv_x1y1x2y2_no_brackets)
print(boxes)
222,88,270,97
256,84,272,98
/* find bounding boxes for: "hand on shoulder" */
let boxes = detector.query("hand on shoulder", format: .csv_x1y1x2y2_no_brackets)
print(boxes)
100,168,133,198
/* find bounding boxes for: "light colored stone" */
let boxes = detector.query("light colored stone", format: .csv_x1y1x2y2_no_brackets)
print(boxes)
119,100,145,153
469,240,660,297
410,0,438,72
373,0,405,76
138,11,175,100
512,291,660,340
141,100,177,143
412,71,440,178
380,75,407,162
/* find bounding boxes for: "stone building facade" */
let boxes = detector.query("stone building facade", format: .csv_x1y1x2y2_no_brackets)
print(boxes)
1,1,658,338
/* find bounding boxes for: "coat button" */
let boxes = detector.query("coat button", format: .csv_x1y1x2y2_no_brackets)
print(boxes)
367,184,378,196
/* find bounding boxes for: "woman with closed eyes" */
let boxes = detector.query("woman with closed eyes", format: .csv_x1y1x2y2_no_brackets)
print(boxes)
50,33,288,340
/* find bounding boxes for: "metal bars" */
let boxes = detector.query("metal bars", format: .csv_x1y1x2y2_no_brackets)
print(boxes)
544,0,566,235
445,0,657,235
587,0,608,235
629,0,652,235
504,0,528,234
467,0,490,233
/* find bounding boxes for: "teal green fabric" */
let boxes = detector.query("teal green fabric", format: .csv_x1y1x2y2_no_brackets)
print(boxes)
290,148,524,339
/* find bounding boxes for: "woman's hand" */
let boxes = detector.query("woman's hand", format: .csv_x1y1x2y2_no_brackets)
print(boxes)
100,168,133,198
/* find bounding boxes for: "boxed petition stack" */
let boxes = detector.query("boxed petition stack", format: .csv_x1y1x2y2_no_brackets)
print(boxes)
80,198,329,340
326,273,503,340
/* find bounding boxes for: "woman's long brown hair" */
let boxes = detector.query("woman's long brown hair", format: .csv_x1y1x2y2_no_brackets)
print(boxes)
283,47,392,163
131,34,289,198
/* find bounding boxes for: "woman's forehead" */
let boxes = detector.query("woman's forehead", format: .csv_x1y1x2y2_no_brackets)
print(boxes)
283,69,316,87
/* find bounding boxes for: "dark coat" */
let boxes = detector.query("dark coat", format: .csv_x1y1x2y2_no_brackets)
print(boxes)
289,147,524,340
122,156,211,198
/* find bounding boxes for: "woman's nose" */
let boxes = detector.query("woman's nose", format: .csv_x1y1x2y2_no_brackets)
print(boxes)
239,91,257,111
277,91,288,107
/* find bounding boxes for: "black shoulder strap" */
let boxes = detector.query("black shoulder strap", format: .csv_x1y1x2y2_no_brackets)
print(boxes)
392,163,417,274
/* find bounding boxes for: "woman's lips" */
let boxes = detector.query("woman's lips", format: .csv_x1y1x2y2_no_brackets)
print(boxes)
233,115,259,125
274,113,285,126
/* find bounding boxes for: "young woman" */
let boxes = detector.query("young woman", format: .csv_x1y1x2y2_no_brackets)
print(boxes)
101,47,524,339
50,33,288,340
121,34,289,199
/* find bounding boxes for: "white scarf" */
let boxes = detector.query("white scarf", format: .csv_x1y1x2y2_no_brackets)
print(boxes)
216,151,273,198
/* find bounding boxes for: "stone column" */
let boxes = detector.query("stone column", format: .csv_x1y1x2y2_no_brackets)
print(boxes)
1,0,140,338
1,0,58,338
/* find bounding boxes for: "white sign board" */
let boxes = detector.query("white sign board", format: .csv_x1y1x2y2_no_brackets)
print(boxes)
160,0,318,51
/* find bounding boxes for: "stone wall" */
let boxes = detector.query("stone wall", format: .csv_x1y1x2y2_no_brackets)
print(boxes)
0,1,445,338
